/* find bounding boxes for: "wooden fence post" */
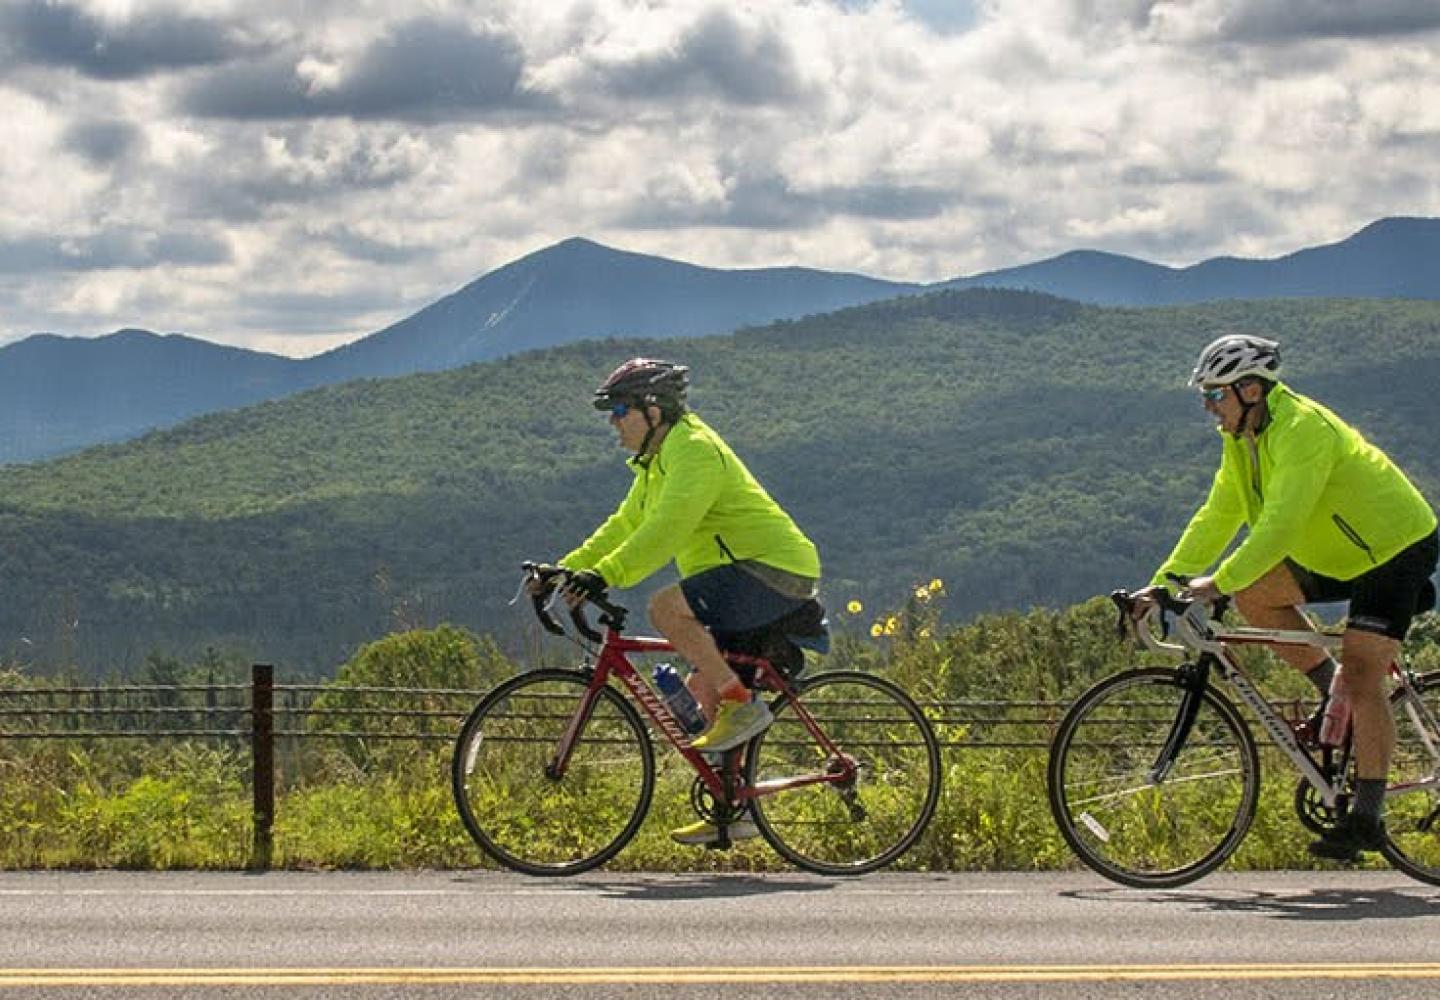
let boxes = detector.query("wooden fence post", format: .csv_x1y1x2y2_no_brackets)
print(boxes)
250,663,275,870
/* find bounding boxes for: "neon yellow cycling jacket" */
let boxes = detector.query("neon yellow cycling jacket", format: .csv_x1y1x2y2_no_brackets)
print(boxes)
1154,383,1436,594
560,413,820,590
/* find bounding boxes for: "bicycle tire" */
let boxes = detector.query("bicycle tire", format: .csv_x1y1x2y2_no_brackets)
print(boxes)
1047,666,1260,888
745,670,941,875
1380,670,1440,885
451,668,654,876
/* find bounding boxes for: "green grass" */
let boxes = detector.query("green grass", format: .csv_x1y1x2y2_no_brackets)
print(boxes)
0,740,1393,874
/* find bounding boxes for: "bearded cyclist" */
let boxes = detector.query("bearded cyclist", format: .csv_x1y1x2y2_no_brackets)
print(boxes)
536,358,823,846
1141,333,1438,862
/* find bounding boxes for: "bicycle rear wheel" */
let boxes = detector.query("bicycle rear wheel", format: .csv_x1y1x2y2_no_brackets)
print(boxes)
746,671,941,875
1380,670,1440,885
451,668,654,876
1047,667,1260,888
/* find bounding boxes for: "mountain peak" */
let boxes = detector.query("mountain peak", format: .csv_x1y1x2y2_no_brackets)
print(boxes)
1356,215,1435,234
550,236,607,252
107,328,163,342
1341,215,1440,249
525,236,626,265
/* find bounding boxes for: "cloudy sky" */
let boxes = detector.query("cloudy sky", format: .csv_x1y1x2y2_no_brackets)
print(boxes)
2,0,1438,356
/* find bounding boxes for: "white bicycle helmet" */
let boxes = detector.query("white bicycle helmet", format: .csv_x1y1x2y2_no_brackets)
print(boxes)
1188,334,1280,387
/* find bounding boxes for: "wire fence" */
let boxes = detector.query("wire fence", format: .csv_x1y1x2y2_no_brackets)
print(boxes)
0,668,1075,747
0,664,1318,869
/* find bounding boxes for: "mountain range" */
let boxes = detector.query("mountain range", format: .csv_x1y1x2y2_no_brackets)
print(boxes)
943,216,1440,304
3,216,1438,465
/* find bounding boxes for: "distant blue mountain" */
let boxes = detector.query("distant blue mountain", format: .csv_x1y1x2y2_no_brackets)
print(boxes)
3,217,1438,465
0,330,314,462
309,237,919,380
946,217,1440,304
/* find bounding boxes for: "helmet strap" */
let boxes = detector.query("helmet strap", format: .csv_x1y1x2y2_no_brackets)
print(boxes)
1230,381,1271,437
635,400,670,461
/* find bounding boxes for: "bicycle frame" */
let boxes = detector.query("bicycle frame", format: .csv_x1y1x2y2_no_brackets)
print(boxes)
1133,600,1440,810
549,625,857,808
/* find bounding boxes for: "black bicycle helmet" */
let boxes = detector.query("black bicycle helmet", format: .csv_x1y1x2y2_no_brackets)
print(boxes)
592,358,690,413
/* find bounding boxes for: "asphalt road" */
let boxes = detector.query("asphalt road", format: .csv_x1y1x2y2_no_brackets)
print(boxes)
2,870,1439,999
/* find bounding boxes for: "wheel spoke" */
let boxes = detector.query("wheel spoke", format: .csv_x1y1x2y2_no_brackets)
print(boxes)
1048,668,1259,888
747,672,940,875
451,670,653,876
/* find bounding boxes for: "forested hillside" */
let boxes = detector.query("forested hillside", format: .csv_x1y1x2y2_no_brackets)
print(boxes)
4,289,1440,676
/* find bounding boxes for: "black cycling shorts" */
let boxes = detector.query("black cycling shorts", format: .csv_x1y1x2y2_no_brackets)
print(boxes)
1288,529,1439,639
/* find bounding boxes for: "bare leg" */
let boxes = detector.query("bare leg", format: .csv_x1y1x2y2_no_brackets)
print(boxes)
1232,563,1331,675
1341,629,1398,780
649,584,741,719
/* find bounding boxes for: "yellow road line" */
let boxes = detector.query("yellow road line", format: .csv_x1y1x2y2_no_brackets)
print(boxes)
3,964,1440,986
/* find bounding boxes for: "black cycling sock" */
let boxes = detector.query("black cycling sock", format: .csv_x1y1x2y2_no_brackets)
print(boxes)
1353,778,1386,821
1306,658,1337,696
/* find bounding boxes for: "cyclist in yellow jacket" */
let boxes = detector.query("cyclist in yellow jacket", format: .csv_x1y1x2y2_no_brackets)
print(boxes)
1145,334,1438,861
543,358,823,845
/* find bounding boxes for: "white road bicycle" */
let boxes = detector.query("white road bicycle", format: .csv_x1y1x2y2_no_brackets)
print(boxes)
1047,586,1440,888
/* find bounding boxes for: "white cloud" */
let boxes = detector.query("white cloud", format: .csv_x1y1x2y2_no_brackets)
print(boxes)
0,0,1438,353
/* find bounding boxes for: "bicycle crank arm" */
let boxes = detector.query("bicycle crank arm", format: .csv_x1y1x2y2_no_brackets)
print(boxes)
836,785,868,822
1419,802,1440,834
832,758,867,821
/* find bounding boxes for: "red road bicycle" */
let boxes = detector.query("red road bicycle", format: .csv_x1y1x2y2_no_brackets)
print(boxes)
451,564,941,876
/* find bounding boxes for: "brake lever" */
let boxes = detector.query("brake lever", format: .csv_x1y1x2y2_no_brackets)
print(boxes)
516,562,567,636
1110,588,1171,647
537,573,603,643
1109,590,1133,640
533,588,567,636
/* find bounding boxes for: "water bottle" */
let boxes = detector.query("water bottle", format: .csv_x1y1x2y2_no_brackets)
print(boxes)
653,663,705,735
1319,668,1352,747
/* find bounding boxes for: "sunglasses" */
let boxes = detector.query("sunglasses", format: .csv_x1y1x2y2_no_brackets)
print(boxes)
1199,386,1229,403
608,401,633,418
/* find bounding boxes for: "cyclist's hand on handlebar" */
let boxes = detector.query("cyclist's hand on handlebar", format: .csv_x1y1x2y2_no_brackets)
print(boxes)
1182,575,1223,607
562,569,608,605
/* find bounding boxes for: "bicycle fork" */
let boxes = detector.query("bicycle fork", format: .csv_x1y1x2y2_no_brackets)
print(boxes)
543,679,607,780
1149,659,1212,784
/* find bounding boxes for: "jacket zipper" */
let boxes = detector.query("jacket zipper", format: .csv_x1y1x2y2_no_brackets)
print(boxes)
1333,514,1377,564
1244,434,1263,500
715,534,739,563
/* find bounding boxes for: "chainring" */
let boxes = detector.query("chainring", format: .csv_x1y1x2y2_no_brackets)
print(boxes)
1294,777,1346,835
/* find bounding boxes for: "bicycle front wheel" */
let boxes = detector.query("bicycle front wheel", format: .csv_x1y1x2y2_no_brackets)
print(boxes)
1381,670,1440,885
746,671,941,875
451,668,654,876
1047,667,1260,888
